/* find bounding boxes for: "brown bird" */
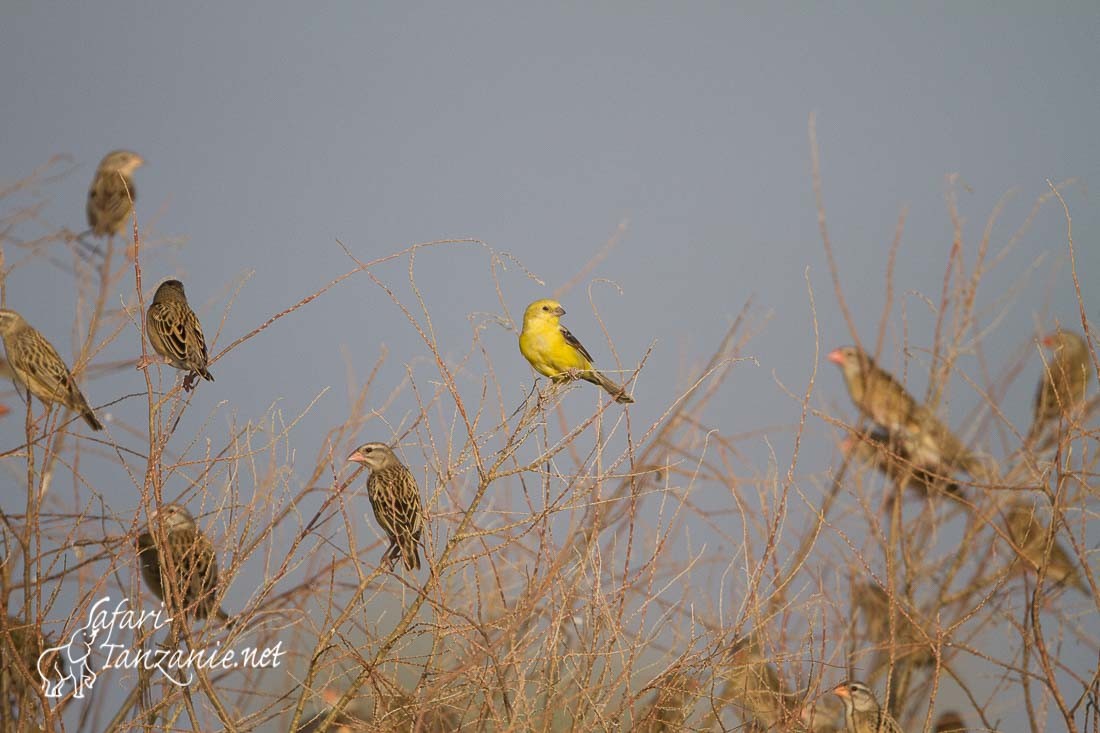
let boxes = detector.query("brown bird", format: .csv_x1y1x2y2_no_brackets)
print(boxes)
0,309,102,430
348,443,425,572
137,504,231,622
844,430,960,497
1004,502,1088,594
712,633,794,730
829,346,981,478
636,669,701,732
832,681,904,733
87,150,145,238
144,279,214,390
934,711,967,732
1027,330,1091,445
1,615,66,704
854,583,935,671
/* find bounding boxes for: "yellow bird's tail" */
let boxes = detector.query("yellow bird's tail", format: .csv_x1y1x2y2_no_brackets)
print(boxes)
583,369,634,404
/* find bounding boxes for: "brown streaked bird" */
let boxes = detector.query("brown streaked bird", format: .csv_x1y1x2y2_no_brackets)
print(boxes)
137,504,231,623
348,442,425,572
832,681,904,733
854,583,935,671
829,346,981,478
844,430,960,497
0,309,102,430
934,711,967,732
713,633,794,730
1,615,66,703
1004,502,1088,594
144,279,214,390
1027,330,1091,445
518,298,635,403
636,669,701,732
87,149,145,238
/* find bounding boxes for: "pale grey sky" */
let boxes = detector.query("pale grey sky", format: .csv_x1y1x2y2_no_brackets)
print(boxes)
1,3,1097,730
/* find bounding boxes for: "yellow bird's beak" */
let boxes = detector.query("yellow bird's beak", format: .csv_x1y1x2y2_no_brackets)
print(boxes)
553,306,566,317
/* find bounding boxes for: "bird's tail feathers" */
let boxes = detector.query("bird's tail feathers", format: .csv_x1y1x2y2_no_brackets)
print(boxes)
585,369,635,404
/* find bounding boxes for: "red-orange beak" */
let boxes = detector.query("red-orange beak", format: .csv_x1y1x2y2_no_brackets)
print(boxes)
348,450,365,464
827,349,845,365
832,684,850,698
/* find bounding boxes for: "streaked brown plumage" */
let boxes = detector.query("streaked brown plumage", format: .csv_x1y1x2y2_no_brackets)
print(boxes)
146,279,214,389
87,150,144,238
0,309,102,430
854,583,935,671
348,443,425,572
714,633,794,730
137,504,231,622
636,670,701,732
829,346,981,477
1,615,65,704
832,681,904,733
1004,502,1088,594
1027,330,1091,444
934,711,967,732
845,430,960,497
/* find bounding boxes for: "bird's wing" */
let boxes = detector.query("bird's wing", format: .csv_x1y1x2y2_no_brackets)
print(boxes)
149,304,195,365
13,331,72,398
559,325,595,363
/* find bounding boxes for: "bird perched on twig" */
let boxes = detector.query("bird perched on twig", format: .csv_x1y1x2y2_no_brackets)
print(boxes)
86,150,144,239
829,346,982,479
844,430,960,498
934,711,967,732
1003,502,1088,594
0,309,102,430
832,681,903,733
712,633,795,730
137,504,231,623
519,299,634,403
853,583,935,671
348,443,425,572
636,669,701,732
1027,330,1091,445
143,279,215,390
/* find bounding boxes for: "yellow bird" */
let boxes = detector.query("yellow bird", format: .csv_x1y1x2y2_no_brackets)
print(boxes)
518,299,634,403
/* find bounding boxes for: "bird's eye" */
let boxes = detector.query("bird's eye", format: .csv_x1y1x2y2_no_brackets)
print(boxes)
542,305,549,311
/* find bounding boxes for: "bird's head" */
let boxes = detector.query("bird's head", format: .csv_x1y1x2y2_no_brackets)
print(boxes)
832,680,879,713
523,299,566,325
348,442,398,471
827,346,871,379
98,150,145,175
1041,330,1084,354
0,309,26,336
150,504,197,533
152,279,187,304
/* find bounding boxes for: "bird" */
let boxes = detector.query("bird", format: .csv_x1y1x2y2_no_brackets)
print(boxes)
518,298,634,404
137,504,231,622
853,583,935,671
713,633,794,730
832,680,904,733
144,279,215,390
1003,502,1088,594
86,150,144,238
347,443,425,572
2,615,65,704
1027,330,1091,445
934,711,967,732
828,346,981,478
636,669,701,732
844,430,960,497
0,309,102,430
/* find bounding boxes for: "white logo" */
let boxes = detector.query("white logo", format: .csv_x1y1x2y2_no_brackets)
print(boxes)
38,597,284,699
